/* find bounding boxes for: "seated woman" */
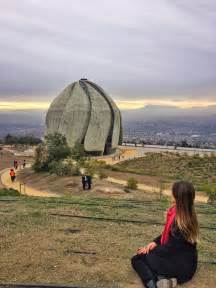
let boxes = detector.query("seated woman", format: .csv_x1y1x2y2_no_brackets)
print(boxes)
131,181,198,288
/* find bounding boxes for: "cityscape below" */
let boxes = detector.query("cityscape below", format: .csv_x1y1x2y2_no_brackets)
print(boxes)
0,106,215,149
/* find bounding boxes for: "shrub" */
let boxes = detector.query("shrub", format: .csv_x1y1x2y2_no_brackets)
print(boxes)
0,188,20,197
48,160,80,176
33,133,72,172
83,159,105,177
46,133,71,163
126,177,138,190
33,144,49,172
204,184,216,204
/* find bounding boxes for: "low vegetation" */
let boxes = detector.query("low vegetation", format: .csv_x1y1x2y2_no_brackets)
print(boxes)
204,184,216,204
3,134,42,146
113,152,216,193
0,192,215,287
126,177,138,190
33,133,110,178
0,188,20,197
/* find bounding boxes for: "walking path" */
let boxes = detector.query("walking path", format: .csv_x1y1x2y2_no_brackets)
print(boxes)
106,177,208,203
0,167,59,198
0,167,208,203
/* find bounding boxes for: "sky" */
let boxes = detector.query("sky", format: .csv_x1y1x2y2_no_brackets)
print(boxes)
0,0,216,110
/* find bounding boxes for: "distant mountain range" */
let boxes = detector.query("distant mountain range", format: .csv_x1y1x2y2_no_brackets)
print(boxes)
121,105,216,122
0,105,215,138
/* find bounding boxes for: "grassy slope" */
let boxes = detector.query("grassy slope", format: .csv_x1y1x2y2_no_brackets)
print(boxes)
0,192,215,287
113,152,216,191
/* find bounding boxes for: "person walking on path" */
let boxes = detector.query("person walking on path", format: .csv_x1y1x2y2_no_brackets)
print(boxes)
14,160,18,170
22,159,26,169
82,174,88,190
10,169,16,182
131,181,198,288
87,175,92,190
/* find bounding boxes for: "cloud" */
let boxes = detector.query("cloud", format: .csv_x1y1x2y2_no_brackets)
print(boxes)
0,0,216,103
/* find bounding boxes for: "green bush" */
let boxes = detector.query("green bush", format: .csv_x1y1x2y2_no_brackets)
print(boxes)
33,133,72,172
48,160,80,176
204,184,216,204
126,178,138,190
0,188,20,197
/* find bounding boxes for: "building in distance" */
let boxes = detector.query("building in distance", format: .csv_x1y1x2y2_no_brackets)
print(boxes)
46,79,122,155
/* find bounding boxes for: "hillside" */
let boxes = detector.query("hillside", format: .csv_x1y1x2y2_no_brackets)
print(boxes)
0,191,215,287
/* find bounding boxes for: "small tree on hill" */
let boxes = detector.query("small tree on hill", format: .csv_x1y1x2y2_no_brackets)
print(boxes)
33,133,71,172
71,141,86,164
33,143,49,172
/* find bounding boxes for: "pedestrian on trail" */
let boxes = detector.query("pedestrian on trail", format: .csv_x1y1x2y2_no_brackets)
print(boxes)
87,175,92,190
14,160,18,170
81,174,88,190
23,159,26,169
131,181,198,288
10,169,16,182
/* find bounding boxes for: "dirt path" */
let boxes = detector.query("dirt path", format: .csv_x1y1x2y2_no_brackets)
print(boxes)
107,177,208,203
0,167,59,198
0,162,208,202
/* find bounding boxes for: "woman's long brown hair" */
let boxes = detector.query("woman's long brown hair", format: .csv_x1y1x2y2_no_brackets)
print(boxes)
172,181,199,244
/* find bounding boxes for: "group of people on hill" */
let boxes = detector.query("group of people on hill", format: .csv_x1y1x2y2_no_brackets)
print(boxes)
10,159,26,182
81,174,92,190
13,159,26,170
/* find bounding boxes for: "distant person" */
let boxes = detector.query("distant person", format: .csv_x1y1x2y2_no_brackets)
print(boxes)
131,181,198,288
87,175,92,190
23,160,26,169
14,160,18,170
81,174,88,190
10,169,16,182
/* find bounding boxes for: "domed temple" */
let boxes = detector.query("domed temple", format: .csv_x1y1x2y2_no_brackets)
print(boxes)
46,79,123,155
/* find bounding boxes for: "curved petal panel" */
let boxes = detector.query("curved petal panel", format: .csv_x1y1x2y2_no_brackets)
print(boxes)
58,82,90,147
84,82,112,154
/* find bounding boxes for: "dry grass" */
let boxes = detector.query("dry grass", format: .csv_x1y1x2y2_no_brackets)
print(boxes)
113,152,216,192
0,151,215,287
0,193,215,288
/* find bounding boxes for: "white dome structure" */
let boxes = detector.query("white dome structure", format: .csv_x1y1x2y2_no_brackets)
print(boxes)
46,79,122,155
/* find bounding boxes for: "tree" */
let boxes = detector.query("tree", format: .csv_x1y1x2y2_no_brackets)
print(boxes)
71,141,86,164
33,133,71,172
4,134,42,146
4,134,17,145
181,140,189,147
45,133,71,163
33,143,48,172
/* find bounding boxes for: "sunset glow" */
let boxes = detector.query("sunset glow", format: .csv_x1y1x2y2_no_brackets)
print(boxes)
0,99,215,111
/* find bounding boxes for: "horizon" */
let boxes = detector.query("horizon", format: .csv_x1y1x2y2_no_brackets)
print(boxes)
0,99,216,112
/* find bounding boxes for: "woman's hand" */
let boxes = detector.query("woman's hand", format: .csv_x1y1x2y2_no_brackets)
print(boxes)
137,242,157,255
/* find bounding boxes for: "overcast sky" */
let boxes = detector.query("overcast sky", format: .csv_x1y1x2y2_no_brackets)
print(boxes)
0,0,216,109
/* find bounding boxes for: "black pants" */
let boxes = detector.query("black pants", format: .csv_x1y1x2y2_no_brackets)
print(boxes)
131,254,157,287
